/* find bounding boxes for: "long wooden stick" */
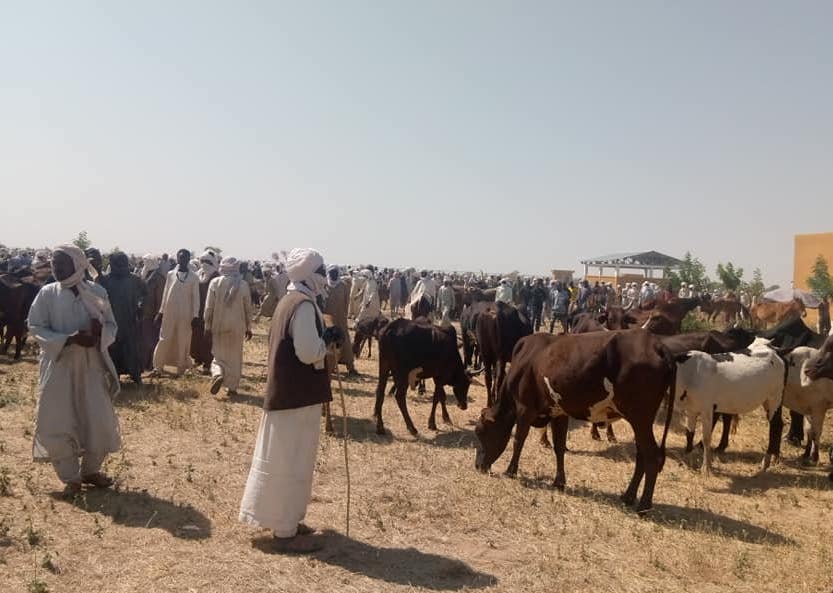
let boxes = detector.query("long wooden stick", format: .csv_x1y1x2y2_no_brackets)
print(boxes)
333,362,351,537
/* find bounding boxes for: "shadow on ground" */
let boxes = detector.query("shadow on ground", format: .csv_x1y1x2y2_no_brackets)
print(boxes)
569,484,796,546
53,487,212,540
252,530,497,590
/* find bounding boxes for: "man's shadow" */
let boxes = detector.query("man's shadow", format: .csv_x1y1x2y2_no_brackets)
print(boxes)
53,487,212,540
252,530,496,590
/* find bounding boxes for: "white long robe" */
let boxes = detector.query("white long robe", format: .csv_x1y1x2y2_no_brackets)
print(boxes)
205,276,253,391
356,278,380,322
27,282,121,465
153,269,200,373
239,291,327,537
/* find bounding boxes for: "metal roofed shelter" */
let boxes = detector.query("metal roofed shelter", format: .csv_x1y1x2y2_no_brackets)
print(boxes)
580,251,683,285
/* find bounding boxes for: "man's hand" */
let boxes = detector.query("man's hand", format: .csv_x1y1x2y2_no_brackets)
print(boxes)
191,317,201,330
322,326,345,348
245,330,253,341
67,332,96,348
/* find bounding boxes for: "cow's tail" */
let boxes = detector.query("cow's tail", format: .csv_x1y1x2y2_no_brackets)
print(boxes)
658,346,677,472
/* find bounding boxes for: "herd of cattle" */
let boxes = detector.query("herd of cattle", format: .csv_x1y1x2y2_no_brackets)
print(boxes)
3,262,833,514
365,294,833,514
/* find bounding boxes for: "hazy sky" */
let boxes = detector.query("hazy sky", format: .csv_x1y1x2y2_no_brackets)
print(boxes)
2,1,831,286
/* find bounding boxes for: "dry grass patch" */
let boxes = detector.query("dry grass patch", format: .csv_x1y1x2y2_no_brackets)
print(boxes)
1,319,832,592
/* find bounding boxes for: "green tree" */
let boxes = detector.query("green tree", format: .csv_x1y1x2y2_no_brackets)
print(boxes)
72,231,91,251
807,255,833,299
664,251,707,291
747,268,765,299
716,262,743,292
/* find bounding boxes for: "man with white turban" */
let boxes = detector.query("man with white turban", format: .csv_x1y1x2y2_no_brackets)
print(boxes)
323,265,358,375
204,257,253,396
27,245,121,496
437,277,456,327
152,249,200,376
139,254,166,370
191,249,220,374
239,248,343,554
356,268,380,323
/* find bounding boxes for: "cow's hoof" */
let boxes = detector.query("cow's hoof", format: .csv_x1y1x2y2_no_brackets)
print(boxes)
620,492,636,506
715,444,728,453
407,427,419,437
786,435,803,447
375,426,386,436
503,469,517,479
607,435,618,444
590,432,601,441
552,478,565,491
442,415,452,425
427,422,437,431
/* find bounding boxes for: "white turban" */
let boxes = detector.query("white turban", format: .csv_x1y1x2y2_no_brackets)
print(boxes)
53,244,108,323
140,253,160,278
219,257,242,304
286,248,324,283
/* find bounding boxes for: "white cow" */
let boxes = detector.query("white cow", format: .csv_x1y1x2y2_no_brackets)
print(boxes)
676,338,784,476
788,347,833,463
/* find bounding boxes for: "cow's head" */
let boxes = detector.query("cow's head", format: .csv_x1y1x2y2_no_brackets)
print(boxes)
598,308,639,330
474,404,516,472
804,335,833,382
721,326,756,350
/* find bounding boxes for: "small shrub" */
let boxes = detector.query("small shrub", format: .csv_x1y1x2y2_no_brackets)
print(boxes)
28,578,48,593
0,467,11,496
25,524,43,547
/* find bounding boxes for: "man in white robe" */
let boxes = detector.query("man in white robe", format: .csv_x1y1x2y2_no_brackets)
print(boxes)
152,249,200,376
27,245,121,496
204,257,253,396
437,277,456,327
239,248,343,554
356,269,380,323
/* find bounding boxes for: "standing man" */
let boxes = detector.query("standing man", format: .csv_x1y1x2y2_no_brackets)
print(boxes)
549,281,571,334
530,278,548,331
239,248,342,554
388,271,404,316
139,254,166,371
27,245,121,496
152,249,200,376
323,265,358,375
191,250,220,374
204,257,253,397
100,251,146,385
437,277,456,327
356,269,380,323
495,278,513,305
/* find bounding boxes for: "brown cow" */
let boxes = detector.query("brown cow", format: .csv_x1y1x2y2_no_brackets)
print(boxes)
570,307,640,442
475,330,676,513
699,295,752,326
629,298,702,335
0,274,40,359
475,301,532,406
352,314,389,359
751,299,806,329
375,318,475,435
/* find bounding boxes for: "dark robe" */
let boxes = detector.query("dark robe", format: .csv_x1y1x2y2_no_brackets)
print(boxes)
190,271,218,369
101,271,147,382
140,269,166,370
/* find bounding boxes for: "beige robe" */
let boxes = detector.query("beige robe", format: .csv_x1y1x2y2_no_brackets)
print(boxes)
153,269,200,374
204,276,252,391
27,283,121,467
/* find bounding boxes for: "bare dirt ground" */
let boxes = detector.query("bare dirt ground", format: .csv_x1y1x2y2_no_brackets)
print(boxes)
2,319,833,593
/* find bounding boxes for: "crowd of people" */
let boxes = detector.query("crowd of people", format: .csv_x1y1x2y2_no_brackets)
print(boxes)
0,242,814,553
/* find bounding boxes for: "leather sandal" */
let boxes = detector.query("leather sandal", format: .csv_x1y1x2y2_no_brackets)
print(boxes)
81,472,114,489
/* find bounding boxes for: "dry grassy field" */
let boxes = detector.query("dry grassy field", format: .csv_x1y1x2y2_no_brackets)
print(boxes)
1,319,833,593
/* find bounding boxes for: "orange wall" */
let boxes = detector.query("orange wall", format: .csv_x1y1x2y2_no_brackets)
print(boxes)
793,232,833,329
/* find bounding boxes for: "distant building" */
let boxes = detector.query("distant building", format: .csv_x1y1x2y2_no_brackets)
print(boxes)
580,251,682,286
793,232,833,330
550,269,574,284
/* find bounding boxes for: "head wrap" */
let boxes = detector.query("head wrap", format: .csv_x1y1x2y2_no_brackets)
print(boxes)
53,244,108,323
199,250,219,281
140,253,160,279
109,251,130,277
327,264,340,288
286,248,326,299
219,257,242,304
286,248,324,283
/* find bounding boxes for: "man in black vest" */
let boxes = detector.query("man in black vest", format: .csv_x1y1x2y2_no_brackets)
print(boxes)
239,248,342,554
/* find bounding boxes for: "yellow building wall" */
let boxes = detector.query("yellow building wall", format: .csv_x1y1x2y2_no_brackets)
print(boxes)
793,232,833,329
